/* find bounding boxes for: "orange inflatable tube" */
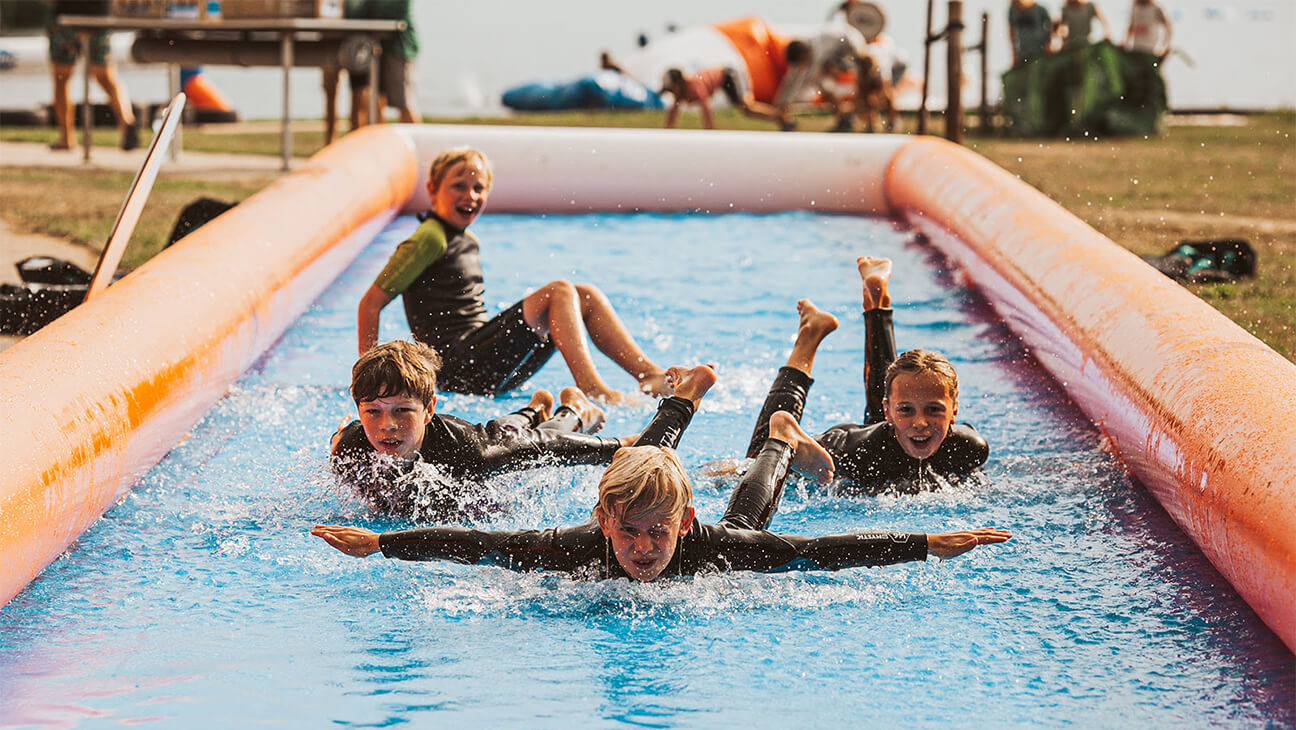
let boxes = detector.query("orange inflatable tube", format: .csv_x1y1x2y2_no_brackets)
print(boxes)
0,125,418,607
885,136,1296,651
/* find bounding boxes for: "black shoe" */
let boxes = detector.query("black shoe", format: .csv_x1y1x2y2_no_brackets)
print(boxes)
779,119,798,132
830,117,854,133
121,123,139,151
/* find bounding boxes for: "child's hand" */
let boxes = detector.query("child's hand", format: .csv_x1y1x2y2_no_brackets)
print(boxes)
311,525,380,557
927,528,1012,559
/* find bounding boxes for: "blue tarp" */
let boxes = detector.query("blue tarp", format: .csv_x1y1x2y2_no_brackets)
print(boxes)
502,70,664,111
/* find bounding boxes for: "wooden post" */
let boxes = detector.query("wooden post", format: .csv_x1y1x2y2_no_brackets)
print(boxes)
979,11,990,132
945,0,964,143
918,0,934,135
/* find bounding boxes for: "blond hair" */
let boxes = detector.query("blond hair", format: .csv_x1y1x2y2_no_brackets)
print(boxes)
351,340,442,406
596,446,693,522
885,348,959,406
426,146,493,194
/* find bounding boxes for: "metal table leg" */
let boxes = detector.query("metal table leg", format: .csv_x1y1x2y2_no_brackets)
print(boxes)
81,32,91,162
280,31,293,172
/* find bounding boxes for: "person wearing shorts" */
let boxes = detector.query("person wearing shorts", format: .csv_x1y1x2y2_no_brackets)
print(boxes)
357,146,670,403
47,0,137,151
352,0,420,123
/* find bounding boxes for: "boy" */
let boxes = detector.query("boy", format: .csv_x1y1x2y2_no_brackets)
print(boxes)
736,257,989,493
356,146,668,403
774,29,868,133
332,340,636,517
660,67,783,130
313,365,1011,581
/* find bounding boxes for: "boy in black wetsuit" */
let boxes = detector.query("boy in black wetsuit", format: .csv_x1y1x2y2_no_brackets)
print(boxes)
331,340,636,517
312,365,1011,581
356,146,668,403
735,256,989,493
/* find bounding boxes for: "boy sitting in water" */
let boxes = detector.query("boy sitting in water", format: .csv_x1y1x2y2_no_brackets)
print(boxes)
357,145,667,403
313,364,1011,581
726,256,989,493
331,340,638,517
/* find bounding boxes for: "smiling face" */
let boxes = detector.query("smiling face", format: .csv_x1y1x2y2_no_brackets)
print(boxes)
596,504,695,582
428,159,490,230
357,393,435,459
884,371,958,460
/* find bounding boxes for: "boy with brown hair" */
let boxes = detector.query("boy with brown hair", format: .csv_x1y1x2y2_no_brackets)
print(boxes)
313,363,1010,581
357,146,668,403
331,340,633,517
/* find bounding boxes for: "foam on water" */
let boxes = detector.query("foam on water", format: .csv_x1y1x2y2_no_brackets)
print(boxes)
1,212,1290,728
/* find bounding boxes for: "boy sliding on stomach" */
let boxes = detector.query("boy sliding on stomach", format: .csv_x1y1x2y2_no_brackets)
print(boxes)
732,256,989,492
332,340,638,518
313,365,1011,581
357,146,668,403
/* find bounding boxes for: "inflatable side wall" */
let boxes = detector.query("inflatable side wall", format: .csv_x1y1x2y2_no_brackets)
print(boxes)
0,125,418,607
886,136,1296,651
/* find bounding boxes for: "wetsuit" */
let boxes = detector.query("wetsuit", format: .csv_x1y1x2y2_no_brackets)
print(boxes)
744,308,989,493
332,403,623,517
377,433,931,579
372,213,555,396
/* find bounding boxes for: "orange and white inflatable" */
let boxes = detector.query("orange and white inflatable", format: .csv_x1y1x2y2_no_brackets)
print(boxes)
1,126,1292,655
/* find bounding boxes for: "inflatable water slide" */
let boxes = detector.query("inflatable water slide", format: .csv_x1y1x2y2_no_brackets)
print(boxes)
1,125,1292,655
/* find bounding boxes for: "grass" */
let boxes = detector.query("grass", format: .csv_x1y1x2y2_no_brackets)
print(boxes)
2,109,1293,358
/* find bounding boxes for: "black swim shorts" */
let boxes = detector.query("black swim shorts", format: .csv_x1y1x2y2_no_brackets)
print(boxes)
436,300,556,396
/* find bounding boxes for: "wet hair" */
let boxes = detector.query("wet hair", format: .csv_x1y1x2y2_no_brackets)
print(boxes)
426,146,493,195
785,40,811,65
595,446,693,523
885,349,959,406
351,340,442,407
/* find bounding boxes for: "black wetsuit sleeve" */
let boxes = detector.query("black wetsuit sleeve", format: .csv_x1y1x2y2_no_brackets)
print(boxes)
475,418,623,472
721,438,795,531
744,367,813,458
378,522,605,572
680,523,928,573
632,396,696,448
863,307,897,425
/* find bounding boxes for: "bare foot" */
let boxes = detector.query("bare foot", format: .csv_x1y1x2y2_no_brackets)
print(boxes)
797,299,839,340
769,411,835,484
559,386,606,433
664,364,718,407
637,369,671,397
701,457,743,477
527,389,554,423
856,256,892,310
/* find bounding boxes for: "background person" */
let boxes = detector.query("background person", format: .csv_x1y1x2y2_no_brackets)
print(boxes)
1124,0,1173,61
1008,0,1053,67
46,0,137,151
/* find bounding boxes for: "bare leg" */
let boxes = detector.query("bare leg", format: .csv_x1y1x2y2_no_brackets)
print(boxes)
857,257,892,310
91,63,135,135
558,386,606,434
527,389,554,423
51,64,76,149
785,299,839,375
770,411,834,484
351,85,370,129
523,280,666,404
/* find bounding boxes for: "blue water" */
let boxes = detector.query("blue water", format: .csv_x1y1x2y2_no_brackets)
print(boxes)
1,213,1291,728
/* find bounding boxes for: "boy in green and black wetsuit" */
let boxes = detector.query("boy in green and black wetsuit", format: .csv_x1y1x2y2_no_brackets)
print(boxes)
356,146,668,403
